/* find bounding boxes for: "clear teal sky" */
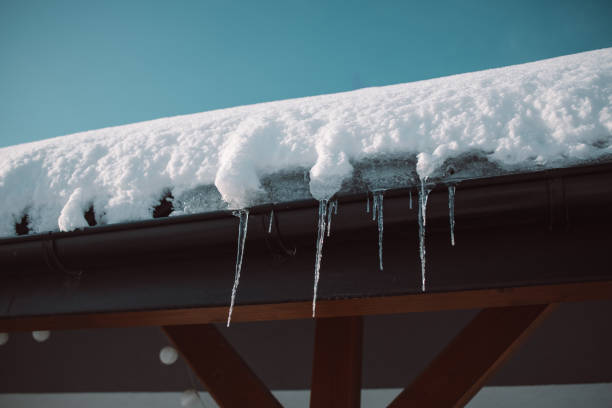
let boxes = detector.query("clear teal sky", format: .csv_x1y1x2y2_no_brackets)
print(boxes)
1,0,611,148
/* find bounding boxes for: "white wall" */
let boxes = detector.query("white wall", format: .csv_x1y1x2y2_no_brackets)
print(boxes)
1,384,611,408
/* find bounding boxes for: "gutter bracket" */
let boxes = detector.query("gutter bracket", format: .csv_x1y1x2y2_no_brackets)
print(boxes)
546,176,570,232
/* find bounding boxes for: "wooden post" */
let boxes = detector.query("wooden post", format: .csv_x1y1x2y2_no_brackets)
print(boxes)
163,324,282,408
310,316,363,408
388,304,556,408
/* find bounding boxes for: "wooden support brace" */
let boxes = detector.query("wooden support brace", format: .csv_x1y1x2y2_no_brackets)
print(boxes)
163,324,282,408
388,304,556,408
310,316,363,408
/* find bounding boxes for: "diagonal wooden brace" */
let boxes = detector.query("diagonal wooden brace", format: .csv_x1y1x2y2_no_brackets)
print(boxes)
388,304,556,408
163,324,282,408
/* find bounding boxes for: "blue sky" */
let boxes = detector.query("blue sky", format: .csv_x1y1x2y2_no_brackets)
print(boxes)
1,0,611,148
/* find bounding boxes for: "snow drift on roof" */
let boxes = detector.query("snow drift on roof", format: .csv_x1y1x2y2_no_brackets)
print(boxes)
0,48,611,236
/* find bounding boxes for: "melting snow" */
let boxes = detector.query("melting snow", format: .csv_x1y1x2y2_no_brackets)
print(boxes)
0,48,611,236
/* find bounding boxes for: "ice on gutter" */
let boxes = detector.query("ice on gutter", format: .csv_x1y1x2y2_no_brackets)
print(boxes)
0,48,611,237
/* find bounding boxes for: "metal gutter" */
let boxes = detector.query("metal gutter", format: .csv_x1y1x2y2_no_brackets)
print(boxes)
1,162,612,318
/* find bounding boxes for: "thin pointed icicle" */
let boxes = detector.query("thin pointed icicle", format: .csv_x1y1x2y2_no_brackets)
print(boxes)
418,180,431,292
372,192,378,221
409,189,413,210
448,185,456,246
326,200,338,237
268,209,274,234
366,193,370,213
312,200,329,317
372,190,384,270
227,209,249,327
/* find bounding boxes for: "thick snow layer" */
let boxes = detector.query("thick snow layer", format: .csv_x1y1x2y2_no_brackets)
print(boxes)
1,48,611,236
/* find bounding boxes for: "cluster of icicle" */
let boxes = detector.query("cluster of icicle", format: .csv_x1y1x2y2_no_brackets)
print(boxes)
225,183,457,325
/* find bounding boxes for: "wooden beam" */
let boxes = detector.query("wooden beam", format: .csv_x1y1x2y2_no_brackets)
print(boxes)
387,304,556,408
163,324,282,408
310,316,363,408
0,280,608,332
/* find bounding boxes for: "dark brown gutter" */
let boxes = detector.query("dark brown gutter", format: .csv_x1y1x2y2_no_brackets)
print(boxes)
1,163,611,319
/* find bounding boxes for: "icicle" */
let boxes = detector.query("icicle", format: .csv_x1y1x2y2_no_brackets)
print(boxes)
326,201,332,237
268,209,274,234
326,200,338,237
366,193,370,213
372,190,384,270
448,185,456,246
312,200,329,317
372,192,378,221
377,193,384,270
227,209,249,327
409,188,413,209
418,180,431,292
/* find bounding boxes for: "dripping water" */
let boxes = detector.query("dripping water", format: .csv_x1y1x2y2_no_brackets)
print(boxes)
448,185,456,246
418,180,431,292
372,190,384,270
313,200,335,317
227,209,249,327
268,209,274,234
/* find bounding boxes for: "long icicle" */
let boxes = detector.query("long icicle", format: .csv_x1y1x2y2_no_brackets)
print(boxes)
372,190,384,270
448,185,456,246
312,200,329,317
227,209,249,327
366,192,370,213
268,209,274,234
418,180,431,292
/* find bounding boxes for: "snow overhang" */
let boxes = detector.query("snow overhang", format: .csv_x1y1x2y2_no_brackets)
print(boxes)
1,48,611,238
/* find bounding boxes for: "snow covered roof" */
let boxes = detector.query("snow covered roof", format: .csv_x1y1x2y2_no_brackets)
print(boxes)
1,48,611,237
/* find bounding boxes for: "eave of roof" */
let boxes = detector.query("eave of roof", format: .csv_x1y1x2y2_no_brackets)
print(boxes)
0,162,611,320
